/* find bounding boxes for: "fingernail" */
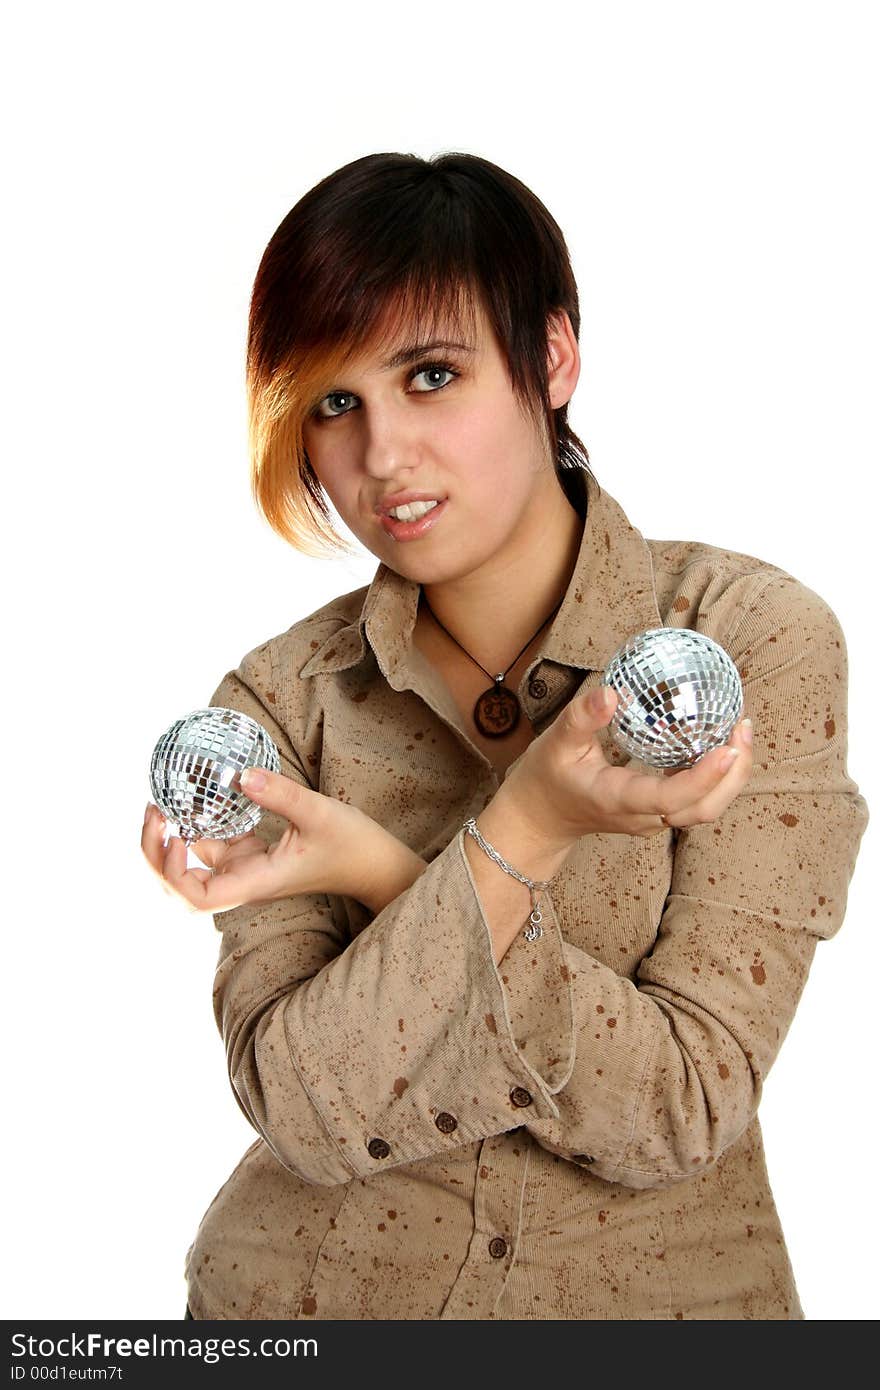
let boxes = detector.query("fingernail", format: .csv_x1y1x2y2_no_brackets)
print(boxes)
719,748,740,770
591,688,610,711
741,718,753,745
144,803,152,824
240,767,266,791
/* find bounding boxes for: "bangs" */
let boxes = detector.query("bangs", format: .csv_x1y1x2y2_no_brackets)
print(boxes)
283,276,484,426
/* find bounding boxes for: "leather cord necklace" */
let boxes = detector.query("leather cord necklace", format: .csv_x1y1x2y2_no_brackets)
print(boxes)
419,592,564,738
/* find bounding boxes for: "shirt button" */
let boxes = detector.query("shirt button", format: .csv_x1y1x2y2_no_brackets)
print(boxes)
510,1086,533,1108
367,1137,391,1159
488,1236,508,1259
435,1111,458,1133
572,1153,596,1164
528,676,548,700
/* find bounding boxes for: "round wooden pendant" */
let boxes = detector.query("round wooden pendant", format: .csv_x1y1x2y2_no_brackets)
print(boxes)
473,682,521,738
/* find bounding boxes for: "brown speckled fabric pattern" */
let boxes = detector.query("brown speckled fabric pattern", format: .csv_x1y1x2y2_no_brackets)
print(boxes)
184,471,868,1319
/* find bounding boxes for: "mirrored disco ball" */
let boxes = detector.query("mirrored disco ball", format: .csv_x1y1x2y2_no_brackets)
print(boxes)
149,707,281,844
601,628,743,770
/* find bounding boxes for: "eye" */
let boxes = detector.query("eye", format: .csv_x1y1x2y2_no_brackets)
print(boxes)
314,390,357,420
311,360,460,421
409,361,459,392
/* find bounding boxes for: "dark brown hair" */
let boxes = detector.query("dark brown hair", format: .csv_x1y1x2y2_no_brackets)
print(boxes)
247,152,594,557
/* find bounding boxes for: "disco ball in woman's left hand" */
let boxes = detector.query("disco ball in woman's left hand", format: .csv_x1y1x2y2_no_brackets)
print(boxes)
602,627,744,770
148,707,281,844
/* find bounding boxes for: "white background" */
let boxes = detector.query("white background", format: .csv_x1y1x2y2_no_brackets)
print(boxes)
3,0,876,1322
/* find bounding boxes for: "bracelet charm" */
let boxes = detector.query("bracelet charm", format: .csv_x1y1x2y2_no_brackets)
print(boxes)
462,816,553,941
524,900,544,943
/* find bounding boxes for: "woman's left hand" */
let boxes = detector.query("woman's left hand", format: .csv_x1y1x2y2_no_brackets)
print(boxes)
141,770,414,915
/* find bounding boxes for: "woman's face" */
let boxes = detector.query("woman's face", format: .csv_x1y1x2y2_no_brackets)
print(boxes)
300,301,577,588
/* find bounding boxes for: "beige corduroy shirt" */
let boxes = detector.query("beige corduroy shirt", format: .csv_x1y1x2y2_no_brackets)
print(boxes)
183,470,868,1320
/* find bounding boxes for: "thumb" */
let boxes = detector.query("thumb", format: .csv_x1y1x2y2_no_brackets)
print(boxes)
238,766,308,819
563,685,617,738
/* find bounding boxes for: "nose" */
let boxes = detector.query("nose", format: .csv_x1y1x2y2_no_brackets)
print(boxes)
360,397,422,483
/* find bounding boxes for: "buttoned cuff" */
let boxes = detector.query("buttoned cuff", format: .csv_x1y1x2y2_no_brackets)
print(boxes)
459,828,576,1099
281,827,576,1179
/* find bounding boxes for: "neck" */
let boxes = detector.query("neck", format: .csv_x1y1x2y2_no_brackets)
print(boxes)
419,475,585,677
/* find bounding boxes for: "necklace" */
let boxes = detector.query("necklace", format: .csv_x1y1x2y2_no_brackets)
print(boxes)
419,592,564,738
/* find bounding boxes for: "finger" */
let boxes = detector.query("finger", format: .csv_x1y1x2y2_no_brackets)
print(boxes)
699,716,755,772
161,833,210,908
141,785,306,912
560,686,618,749
143,803,250,875
625,741,742,820
660,718,754,778
667,719,755,825
163,826,281,913
158,840,230,910
186,836,228,869
237,767,310,821
141,804,171,877
649,722,753,825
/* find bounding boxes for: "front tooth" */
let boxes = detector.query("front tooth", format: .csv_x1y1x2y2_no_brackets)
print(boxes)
391,500,439,521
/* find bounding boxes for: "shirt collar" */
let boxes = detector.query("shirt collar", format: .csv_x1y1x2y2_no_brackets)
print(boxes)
299,469,663,685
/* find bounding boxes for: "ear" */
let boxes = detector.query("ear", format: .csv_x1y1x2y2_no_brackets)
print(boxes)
546,309,580,409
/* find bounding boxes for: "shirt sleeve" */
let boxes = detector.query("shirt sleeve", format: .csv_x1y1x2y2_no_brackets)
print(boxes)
520,573,870,1189
207,649,575,1189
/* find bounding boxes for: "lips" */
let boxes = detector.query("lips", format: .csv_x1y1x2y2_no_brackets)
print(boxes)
377,497,449,541
375,491,447,516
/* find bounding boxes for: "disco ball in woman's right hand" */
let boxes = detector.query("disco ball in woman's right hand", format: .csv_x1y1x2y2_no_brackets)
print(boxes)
149,707,281,844
601,627,744,770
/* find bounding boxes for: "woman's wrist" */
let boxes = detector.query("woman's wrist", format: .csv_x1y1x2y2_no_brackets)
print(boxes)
346,783,578,920
481,780,579,875
461,786,574,966
357,827,428,914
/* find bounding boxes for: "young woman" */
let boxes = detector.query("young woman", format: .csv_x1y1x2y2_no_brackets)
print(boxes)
142,152,868,1320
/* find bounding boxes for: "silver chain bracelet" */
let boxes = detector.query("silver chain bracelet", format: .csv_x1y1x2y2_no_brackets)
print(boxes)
462,816,552,942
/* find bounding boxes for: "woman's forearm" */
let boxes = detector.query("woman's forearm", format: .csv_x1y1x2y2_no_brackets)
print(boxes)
357,792,574,966
462,787,575,965
358,828,429,915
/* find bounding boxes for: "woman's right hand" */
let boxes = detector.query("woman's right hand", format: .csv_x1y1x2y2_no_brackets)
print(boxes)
140,771,418,916
500,686,754,851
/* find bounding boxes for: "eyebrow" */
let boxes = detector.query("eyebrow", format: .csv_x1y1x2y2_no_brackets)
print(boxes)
379,340,477,371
